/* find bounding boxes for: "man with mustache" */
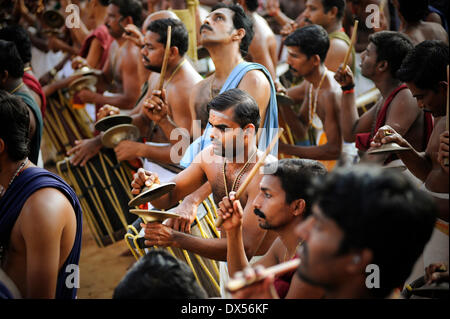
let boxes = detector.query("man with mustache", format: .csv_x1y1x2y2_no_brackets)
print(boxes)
229,166,436,299
131,89,278,296
67,0,146,166
334,31,432,168
217,158,327,298
371,40,449,283
277,25,342,170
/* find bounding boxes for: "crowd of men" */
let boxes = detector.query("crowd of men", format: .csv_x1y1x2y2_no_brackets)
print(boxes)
0,0,448,300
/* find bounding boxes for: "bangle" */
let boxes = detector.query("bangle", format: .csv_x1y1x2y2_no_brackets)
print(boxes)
341,83,355,91
343,88,354,94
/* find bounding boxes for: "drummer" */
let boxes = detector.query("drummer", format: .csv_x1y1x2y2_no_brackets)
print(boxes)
218,158,327,299
130,89,278,293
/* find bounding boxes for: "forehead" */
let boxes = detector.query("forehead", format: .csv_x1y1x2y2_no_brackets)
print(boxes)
366,42,377,55
287,46,307,57
260,175,283,193
209,109,236,124
306,0,324,8
144,31,162,44
107,4,120,16
207,8,235,20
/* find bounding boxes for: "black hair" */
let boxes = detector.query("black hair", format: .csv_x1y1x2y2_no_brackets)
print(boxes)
245,0,259,12
263,159,327,216
284,24,330,62
99,0,110,6
397,0,428,23
109,0,143,27
368,31,414,78
0,90,30,161
113,250,207,299
147,18,189,57
397,40,449,91
321,0,346,20
0,25,32,64
207,88,260,128
310,165,436,298
211,2,254,57
0,40,24,78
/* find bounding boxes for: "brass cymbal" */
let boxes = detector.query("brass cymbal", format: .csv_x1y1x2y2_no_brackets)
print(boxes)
94,114,132,132
367,142,410,154
101,124,140,148
128,182,176,207
129,208,180,223
42,9,65,29
72,66,102,77
68,75,97,93
276,93,294,106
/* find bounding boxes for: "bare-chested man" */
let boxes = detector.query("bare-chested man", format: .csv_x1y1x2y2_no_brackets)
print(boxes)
393,0,449,45
278,25,342,168
334,31,431,166
132,89,278,292
236,0,278,81
67,0,146,166
371,40,448,277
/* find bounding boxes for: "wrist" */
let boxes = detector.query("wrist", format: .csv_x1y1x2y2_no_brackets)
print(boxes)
171,230,183,248
341,83,355,91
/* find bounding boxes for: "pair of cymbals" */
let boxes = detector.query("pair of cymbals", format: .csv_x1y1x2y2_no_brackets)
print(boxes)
367,142,410,154
43,9,65,29
101,123,140,148
73,66,102,77
68,75,97,94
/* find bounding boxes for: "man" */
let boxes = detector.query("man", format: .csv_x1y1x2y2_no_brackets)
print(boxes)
113,250,207,299
67,0,146,166
0,40,42,166
237,0,278,81
0,91,82,298
334,31,431,167
131,89,278,293
230,166,436,299
218,158,327,298
371,40,449,280
278,25,342,169
161,3,278,234
394,0,448,45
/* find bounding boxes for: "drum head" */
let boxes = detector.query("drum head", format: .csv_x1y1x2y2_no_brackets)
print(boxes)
129,209,180,223
101,124,140,148
95,114,132,132
128,182,176,207
69,75,98,93
43,9,65,29
276,93,294,106
367,143,410,154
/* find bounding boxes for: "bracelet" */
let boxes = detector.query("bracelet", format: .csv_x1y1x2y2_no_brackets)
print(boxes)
341,83,355,91
343,88,355,94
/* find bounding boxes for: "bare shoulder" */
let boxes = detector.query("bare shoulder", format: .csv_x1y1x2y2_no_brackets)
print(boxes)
240,69,270,89
391,88,417,109
329,37,350,55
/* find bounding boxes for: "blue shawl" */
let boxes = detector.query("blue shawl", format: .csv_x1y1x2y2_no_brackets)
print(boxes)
0,167,82,299
180,62,279,167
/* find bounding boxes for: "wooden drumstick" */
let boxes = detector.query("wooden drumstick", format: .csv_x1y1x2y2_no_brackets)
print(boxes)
226,258,301,293
342,20,358,70
445,65,449,166
215,128,284,227
158,25,172,91
379,0,387,14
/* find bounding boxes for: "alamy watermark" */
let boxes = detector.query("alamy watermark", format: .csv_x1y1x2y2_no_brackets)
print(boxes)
365,264,380,289
65,264,80,289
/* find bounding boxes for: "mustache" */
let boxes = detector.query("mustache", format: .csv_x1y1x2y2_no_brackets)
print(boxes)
200,24,213,33
304,18,313,25
289,66,297,73
142,55,150,63
253,208,266,219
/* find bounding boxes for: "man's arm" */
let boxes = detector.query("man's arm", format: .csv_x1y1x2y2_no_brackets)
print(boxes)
19,188,76,298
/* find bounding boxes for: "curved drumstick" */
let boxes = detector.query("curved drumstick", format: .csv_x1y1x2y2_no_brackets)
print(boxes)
158,25,172,91
226,258,301,293
342,20,358,70
215,128,284,227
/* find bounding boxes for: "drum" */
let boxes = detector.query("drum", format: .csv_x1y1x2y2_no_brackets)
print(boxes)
57,148,140,247
125,196,221,298
42,90,94,164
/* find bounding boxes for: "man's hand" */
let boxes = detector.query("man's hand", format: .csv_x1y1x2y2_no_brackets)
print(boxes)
143,89,169,124
114,140,143,161
438,130,449,172
76,89,97,104
123,24,144,47
280,21,298,38
165,198,199,233
96,104,121,120
370,125,411,150
217,191,244,232
424,263,449,285
130,168,160,195
67,137,102,166
266,0,280,17
230,265,279,299
71,56,89,70
334,64,355,87
140,222,178,248
274,80,287,95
